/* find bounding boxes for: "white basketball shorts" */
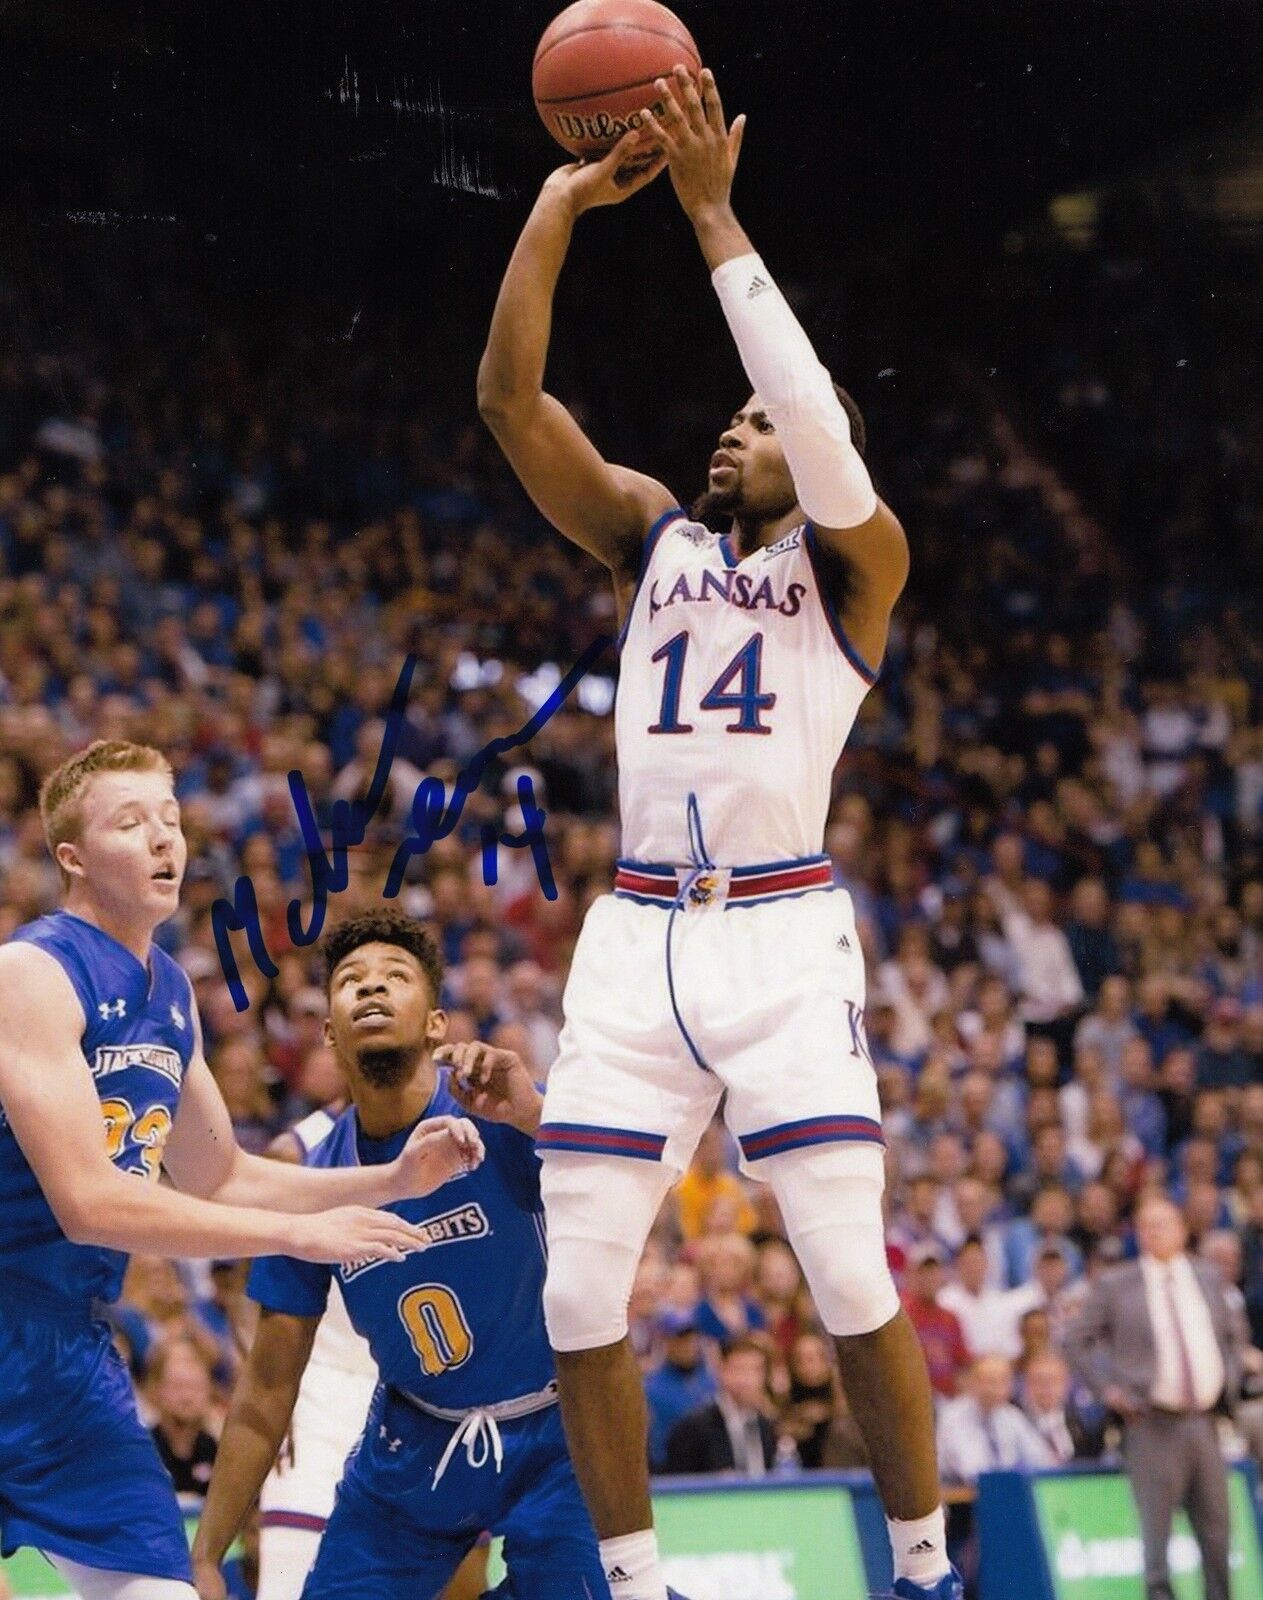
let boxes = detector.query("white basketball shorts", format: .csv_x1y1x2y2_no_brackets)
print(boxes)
257,1361,377,1541
538,859,884,1175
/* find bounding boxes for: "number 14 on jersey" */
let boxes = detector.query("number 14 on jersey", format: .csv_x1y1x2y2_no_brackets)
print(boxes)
649,631,777,736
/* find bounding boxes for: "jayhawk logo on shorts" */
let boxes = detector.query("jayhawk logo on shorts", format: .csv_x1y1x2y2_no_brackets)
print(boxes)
683,869,732,907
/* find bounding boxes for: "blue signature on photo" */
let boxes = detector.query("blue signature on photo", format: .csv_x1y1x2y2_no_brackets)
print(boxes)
211,637,612,1010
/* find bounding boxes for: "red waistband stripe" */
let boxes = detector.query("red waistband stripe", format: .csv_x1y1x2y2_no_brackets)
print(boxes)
739,1116,886,1162
537,1122,668,1162
614,860,834,903
259,1511,329,1533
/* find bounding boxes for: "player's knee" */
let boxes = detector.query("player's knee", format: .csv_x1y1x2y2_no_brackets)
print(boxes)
762,1144,899,1338
538,1153,673,1352
542,1234,637,1353
801,1226,900,1337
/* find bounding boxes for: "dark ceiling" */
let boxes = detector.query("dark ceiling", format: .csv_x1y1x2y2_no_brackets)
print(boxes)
2,0,1260,301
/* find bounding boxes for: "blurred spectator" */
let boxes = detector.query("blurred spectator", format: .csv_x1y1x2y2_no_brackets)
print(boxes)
939,1235,1042,1360
112,1255,223,1379
211,1036,281,1153
663,1337,778,1477
675,1122,755,1242
986,878,1084,1044
1197,998,1253,1090
147,1339,219,1504
194,1259,253,1388
504,960,561,1074
693,1232,767,1345
756,1238,815,1361
1065,879,1123,1001
644,1309,719,1472
902,1240,972,1399
778,1332,840,1470
1003,1184,1082,1287
937,1355,1054,1482
1018,1351,1108,1464
1073,975,1137,1084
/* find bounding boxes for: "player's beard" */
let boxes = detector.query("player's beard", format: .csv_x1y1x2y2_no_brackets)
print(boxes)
691,480,741,526
354,1042,425,1088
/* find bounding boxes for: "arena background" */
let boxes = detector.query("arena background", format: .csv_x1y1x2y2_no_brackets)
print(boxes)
1,2,1263,1597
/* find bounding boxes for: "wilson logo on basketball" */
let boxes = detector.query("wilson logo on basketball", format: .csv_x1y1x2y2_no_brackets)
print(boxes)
552,100,666,146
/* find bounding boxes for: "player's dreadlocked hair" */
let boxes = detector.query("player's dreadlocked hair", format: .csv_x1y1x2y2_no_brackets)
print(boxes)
322,908,446,1006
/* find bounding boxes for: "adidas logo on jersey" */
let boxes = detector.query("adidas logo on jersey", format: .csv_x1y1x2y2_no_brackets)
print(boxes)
836,933,851,950
746,274,771,298
605,1567,632,1584
907,1540,937,1555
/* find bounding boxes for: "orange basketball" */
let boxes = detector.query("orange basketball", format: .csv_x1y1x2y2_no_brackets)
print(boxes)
532,0,702,160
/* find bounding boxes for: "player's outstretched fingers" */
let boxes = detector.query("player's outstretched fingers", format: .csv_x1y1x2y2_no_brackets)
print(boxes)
699,68,726,134
651,78,687,143
728,112,747,167
355,1209,423,1262
416,1112,484,1161
673,62,706,135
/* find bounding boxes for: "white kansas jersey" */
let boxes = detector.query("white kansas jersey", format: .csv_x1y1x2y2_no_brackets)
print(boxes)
616,511,875,865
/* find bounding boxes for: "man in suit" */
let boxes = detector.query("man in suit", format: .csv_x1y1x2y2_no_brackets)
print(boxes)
663,1337,778,1476
1064,1194,1243,1600
1019,1350,1108,1464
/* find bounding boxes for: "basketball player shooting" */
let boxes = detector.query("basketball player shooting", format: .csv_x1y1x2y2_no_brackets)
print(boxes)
478,67,958,1600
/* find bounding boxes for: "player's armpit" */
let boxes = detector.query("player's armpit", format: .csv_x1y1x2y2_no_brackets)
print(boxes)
478,388,674,576
162,1045,238,1199
811,501,910,668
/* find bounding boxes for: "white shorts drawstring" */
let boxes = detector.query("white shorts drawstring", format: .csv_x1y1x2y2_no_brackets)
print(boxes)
431,1407,505,1490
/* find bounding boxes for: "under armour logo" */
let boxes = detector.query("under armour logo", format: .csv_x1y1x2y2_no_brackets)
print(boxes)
746,274,771,298
98,998,127,1020
378,1424,402,1453
170,1002,186,1031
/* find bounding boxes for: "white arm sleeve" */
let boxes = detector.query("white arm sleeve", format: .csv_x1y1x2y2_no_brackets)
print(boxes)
711,252,878,529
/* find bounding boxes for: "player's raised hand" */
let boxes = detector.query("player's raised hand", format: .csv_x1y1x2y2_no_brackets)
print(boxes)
287,1205,429,1267
437,1041,544,1136
640,66,746,220
392,1113,485,1198
540,125,668,216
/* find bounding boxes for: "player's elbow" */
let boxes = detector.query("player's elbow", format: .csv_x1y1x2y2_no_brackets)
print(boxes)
53,1160,130,1247
476,355,533,430
55,1178,108,1246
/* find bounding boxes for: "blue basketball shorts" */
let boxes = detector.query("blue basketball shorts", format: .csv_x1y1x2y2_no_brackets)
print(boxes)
0,1304,191,1581
301,1385,608,1600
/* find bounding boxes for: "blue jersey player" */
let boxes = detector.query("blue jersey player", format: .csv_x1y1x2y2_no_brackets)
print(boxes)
0,742,482,1600
191,909,610,1600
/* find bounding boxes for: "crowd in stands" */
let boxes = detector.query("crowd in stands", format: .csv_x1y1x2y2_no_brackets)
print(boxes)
0,201,1261,1593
